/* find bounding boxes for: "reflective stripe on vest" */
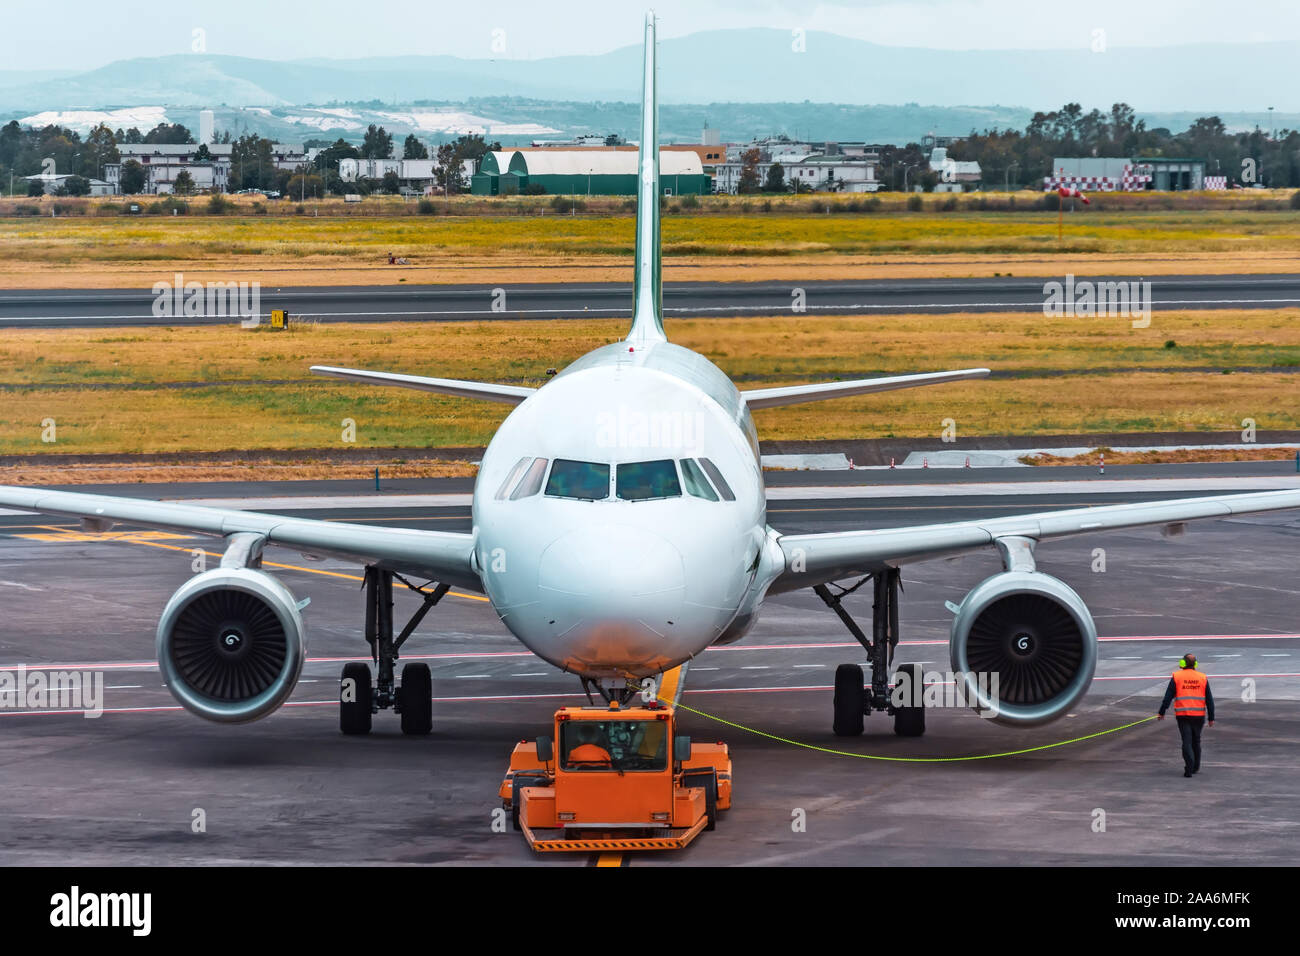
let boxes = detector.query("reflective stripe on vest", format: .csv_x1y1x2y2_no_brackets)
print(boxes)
1171,669,1208,717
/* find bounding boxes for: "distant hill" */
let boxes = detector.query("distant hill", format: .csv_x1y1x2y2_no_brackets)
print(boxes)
1,29,1298,113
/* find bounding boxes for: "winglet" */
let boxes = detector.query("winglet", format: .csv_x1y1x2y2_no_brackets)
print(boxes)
628,10,667,346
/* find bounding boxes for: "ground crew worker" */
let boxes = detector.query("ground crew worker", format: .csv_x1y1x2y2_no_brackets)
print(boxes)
1157,653,1214,777
567,724,612,767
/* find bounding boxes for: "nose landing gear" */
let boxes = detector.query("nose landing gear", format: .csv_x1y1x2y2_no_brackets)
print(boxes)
817,568,925,738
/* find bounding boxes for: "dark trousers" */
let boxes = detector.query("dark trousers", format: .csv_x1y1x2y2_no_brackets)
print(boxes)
1176,716,1205,772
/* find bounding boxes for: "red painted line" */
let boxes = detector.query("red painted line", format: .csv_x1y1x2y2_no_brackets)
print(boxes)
2,649,534,673
5,671,1297,720
679,672,1300,696
13,631,1297,674
716,634,1300,653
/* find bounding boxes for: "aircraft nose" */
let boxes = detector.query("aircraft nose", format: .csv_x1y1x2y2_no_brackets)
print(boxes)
536,525,690,674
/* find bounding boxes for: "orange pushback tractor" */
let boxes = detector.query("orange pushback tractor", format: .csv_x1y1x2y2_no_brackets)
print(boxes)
499,700,732,852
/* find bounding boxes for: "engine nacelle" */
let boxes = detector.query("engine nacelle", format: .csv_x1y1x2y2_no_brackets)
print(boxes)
949,571,1097,726
157,568,306,723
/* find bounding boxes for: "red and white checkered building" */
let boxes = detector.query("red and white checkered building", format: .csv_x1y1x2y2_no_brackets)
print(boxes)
1044,163,1152,193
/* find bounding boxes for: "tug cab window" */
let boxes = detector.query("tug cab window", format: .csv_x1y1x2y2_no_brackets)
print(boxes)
679,458,718,501
545,459,610,500
616,460,681,500
560,719,668,772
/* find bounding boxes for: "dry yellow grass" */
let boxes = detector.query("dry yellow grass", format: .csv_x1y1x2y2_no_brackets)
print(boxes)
5,308,1300,387
4,205,1300,288
3,251,1299,289
0,458,478,485
1027,447,1299,466
2,310,1298,457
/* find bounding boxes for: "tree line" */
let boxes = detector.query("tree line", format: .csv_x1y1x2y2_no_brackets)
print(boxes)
945,103,1300,189
1,118,498,197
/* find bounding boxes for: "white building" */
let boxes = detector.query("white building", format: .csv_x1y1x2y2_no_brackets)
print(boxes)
105,144,230,194
104,143,312,194
927,147,981,192
23,173,113,197
339,157,403,181
339,157,476,193
713,151,880,194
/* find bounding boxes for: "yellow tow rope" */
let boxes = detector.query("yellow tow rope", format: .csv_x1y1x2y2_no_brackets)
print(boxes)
662,696,1157,762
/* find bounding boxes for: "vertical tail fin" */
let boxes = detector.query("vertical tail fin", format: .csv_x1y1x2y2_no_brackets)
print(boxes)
628,10,667,346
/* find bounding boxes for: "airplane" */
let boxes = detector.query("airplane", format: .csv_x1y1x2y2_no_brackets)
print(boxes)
3,11,1298,739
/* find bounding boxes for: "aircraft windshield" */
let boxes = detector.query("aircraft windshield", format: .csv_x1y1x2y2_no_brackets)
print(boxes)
616,460,681,500
560,719,669,772
510,458,549,499
698,458,736,501
495,457,532,499
679,458,718,501
545,459,610,500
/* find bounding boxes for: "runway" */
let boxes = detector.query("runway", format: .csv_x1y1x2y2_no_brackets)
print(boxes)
0,474,1297,865
3,273,1299,327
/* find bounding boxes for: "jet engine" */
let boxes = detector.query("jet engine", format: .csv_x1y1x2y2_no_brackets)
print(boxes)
949,570,1097,726
156,567,306,723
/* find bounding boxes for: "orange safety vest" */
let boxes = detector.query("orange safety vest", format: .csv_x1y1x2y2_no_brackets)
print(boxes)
1171,669,1208,717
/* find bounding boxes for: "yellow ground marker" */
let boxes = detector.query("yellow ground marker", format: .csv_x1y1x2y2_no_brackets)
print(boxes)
19,524,489,602
16,529,191,543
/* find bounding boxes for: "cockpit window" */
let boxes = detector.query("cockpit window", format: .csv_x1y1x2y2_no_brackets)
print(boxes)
698,458,736,501
616,460,681,501
560,719,668,772
679,458,719,501
545,459,610,501
510,457,549,499
495,457,532,500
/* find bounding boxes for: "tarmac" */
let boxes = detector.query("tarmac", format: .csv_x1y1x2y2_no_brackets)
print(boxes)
0,466,1297,865
4,273,1300,327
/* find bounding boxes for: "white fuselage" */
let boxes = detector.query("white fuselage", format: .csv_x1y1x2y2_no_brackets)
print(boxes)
472,339,785,679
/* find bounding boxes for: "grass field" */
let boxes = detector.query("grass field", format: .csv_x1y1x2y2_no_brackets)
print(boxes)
7,208,1300,262
4,206,1300,289
2,310,1297,458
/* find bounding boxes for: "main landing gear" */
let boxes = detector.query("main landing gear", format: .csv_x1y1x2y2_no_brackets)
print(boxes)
340,566,450,736
815,567,925,739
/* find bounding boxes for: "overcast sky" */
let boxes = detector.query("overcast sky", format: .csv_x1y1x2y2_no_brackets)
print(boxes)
6,0,1299,71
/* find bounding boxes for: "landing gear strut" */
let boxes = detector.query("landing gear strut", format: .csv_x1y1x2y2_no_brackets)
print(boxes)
817,567,924,738
580,677,641,706
340,565,449,736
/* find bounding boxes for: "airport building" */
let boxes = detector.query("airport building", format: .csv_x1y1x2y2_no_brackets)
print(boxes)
927,147,982,192
103,143,313,195
23,173,114,196
1046,156,1208,191
471,149,711,196
713,140,883,194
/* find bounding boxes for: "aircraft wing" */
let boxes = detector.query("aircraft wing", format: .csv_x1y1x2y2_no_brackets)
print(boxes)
0,486,483,592
769,488,1300,594
311,366,535,405
742,368,990,410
